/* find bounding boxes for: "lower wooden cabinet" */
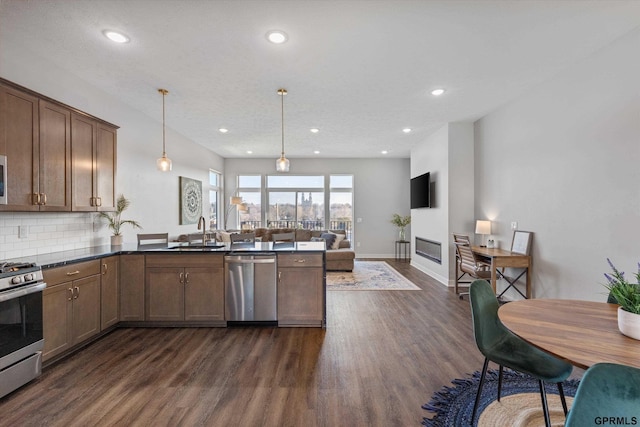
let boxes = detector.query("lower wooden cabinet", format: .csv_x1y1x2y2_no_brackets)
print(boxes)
119,254,145,321
43,260,101,361
277,253,325,327
100,256,119,329
145,254,224,323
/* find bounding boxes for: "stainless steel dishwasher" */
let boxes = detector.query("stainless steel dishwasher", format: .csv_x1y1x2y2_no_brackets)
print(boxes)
224,253,277,322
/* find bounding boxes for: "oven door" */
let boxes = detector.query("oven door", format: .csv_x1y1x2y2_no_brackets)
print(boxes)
0,282,46,370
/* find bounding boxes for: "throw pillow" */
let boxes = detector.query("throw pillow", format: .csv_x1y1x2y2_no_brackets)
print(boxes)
329,232,345,249
310,237,324,242
319,232,337,249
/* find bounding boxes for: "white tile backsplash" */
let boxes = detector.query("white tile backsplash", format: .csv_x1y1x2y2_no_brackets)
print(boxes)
0,212,109,261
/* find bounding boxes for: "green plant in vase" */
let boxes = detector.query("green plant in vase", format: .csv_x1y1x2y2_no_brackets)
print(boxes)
391,213,411,242
604,258,640,340
99,194,141,245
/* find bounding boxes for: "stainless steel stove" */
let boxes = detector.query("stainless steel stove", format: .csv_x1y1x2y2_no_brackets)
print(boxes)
0,261,46,399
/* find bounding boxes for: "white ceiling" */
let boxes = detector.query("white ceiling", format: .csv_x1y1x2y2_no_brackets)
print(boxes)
1,0,639,159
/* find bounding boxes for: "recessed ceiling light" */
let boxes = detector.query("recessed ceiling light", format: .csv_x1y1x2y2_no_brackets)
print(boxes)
313,150,320,154
218,128,229,133
266,30,288,44
431,88,445,96
103,30,130,44
402,128,412,133
246,150,253,154
310,128,319,133
381,150,388,155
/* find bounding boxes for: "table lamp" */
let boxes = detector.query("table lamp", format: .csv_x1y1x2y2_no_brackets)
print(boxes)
475,220,491,247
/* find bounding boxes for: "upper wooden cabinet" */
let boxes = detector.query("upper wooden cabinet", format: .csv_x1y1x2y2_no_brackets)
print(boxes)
0,78,117,212
71,114,117,211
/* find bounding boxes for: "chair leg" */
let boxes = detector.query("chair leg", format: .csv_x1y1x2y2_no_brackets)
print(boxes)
538,380,551,427
497,365,504,402
557,382,568,416
472,358,490,424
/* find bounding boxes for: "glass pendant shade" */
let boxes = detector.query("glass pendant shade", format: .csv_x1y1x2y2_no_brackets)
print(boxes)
157,155,172,171
276,155,290,172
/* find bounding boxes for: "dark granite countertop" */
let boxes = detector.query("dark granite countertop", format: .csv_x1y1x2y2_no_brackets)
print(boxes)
5,241,326,269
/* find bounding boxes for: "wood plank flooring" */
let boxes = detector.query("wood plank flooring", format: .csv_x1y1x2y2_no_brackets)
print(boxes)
0,259,485,426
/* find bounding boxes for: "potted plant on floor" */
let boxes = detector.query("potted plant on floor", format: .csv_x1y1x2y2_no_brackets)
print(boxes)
391,213,411,242
99,194,141,246
604,258,640,340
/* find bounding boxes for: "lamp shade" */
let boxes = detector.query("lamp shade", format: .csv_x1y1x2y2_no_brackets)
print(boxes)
475,220,491,235
230,196,243,205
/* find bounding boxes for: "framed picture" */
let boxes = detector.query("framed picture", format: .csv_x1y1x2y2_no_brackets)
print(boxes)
179,176,203,225
511,230,533,255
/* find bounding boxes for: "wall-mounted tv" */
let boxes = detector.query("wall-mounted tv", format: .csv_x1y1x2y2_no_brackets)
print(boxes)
410,172,431,209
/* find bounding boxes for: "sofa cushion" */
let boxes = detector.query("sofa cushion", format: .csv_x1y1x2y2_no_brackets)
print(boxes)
295,229,312,242
327,232,345,249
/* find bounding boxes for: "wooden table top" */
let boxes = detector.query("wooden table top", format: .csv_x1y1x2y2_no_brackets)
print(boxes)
498,299,640,370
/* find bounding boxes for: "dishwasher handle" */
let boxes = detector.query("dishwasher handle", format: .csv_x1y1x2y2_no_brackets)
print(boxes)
225,256,275,264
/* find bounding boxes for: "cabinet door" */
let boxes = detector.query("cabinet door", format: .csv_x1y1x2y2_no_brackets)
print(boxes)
146,267,184,321
95,123,116,211
43,282,73,361
38,100,71,211
101,256,119,330
184,267,224,321
70,113,95,211
120,254,145,321
0,84,39,211
277,267,324,326
72,274,101,343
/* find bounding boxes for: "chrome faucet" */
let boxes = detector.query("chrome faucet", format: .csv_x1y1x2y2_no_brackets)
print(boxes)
197,216,207,245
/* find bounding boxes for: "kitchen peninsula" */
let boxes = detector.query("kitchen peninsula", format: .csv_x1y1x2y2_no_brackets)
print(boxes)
25,241,326,365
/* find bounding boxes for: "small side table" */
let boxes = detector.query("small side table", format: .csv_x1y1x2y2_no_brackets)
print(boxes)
395,240,410,262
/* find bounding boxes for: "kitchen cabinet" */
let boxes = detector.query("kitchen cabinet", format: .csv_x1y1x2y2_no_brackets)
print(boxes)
145,254,224,323
0,82,71,211
277,253,325,327
42,260,101,361
100,256,119,330
71,113,117,211
119,254,145,322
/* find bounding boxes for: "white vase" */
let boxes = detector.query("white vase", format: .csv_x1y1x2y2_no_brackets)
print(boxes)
110,235,123,246
617,306,640,340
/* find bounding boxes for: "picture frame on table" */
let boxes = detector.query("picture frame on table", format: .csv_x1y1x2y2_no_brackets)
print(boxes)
511,230,533,255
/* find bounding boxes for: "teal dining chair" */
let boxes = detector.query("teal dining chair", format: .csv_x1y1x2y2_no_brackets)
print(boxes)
469,279,573,427
565,362,640,426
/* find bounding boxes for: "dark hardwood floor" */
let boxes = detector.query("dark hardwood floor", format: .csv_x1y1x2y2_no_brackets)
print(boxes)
1,259,486,426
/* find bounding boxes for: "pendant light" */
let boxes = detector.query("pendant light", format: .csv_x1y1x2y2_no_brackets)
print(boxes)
275,88,290,172
157,88,172,172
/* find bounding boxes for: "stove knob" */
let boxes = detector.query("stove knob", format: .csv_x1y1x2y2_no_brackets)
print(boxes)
11,276,24,285
24,273,34,281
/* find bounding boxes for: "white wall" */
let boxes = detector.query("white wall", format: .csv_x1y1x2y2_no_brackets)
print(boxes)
410,123,474,285
0,40,224,260
224,157,411,257
474,27,640,300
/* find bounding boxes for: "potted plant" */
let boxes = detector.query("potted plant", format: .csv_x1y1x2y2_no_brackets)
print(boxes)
99,194,141,246
604,258,640,340
391,213,411,242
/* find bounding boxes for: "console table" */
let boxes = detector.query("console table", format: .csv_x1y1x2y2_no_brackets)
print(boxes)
472,246,532,299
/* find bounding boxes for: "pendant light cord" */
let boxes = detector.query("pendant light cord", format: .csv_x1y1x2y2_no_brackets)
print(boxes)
281,89,285,156
162,91,167,156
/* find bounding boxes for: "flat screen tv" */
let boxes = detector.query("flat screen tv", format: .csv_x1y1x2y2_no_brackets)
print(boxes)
410,172,431,209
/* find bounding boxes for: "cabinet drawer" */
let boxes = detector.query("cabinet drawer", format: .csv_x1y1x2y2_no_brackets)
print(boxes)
278,253,323,268
43,260,101,286
145,254,224,268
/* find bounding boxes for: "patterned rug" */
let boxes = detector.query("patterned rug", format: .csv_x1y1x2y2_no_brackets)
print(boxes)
422,369,580,427
326,260,421,290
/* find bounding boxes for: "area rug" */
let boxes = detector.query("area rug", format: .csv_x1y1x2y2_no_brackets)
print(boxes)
326,261,421,290
422,369,580,427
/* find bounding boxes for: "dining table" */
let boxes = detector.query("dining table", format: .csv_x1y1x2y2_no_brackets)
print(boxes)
498,299,640,370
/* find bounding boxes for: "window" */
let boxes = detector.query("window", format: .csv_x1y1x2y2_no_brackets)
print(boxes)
267,175,325,229
237,175,262,229
330,175,353,239
209,170,221,229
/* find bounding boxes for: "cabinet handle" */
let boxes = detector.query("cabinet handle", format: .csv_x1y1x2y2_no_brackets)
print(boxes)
97,197,102,207
33,193,40,205
184,272,189,284
41,193,47,205
90,197,95,207
68,288,73,301
278,271,282,282
102,263,108,275
295,259,306,263
73,286,79,299
179,272,184,284
66,270,80,276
